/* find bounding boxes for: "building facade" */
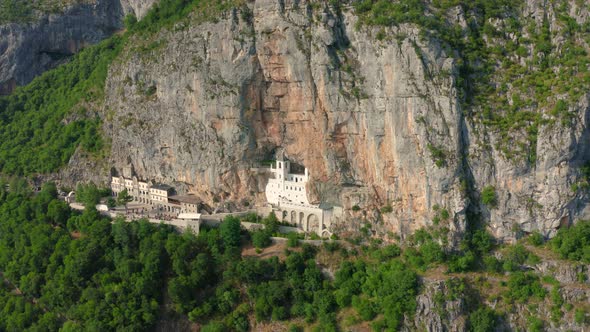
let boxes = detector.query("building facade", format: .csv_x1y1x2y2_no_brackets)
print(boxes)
264,155,334,237
111,176,199,214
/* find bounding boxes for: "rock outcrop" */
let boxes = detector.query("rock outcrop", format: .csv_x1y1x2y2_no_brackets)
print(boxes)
407,274,590,332
103,0,468,239
99,0,590,241
0,0,157,94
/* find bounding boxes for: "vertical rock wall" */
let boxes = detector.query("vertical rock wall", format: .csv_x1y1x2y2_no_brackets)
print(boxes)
0,0,158,94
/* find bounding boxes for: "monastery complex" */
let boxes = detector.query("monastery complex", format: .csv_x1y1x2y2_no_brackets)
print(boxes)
111,176,199,215
109,152,339,236
264,154,336,237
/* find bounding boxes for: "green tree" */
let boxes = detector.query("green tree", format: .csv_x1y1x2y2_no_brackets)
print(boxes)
468,307,497,332
481,186,497,207
220,216,242,249
117,189,133,212
46,200,70,227
106,197,116,209
76,183,102,207
252,230,271,249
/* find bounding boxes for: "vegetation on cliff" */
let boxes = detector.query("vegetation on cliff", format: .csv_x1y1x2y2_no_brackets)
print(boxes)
0,36,121,175
0,181,419,331
354,0,590,163
0,0,90,24
0,179,588,331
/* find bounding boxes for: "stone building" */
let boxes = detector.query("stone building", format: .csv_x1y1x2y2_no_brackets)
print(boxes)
111,176,200,214
169,195,200,214
265,154,336,237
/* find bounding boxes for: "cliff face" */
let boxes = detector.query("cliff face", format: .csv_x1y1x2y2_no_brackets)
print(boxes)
0,0,157,94
101,0,590,241
404,266,590,332
103,0,466,238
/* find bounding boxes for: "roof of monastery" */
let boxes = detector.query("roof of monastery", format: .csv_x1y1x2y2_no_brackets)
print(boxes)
169,195,201,204
151,183,173,191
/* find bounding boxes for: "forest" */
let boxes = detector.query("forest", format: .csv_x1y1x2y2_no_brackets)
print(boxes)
0,178,588,331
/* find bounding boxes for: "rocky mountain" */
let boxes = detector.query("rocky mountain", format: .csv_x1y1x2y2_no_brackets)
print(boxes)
1,0,590,331
1,0,589,242
91,0,590,243
0,0,157,94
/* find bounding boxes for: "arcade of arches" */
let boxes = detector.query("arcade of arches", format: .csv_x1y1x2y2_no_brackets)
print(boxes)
280,208,330,237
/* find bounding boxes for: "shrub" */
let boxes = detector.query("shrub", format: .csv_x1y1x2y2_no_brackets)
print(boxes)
220,216,242,249
574,308,588,324
352,296,376,321
468,307,497,332
381,244,401,259
481,186,497,207
503,244,539,270
527,316,544,332
287,232,299,247
550,219,590,262
288,324,303,332
483,255,502,273
352,205,361,212
527,231,544,246
252,230,271,249
427,144,447,167
505,272,547,303
380,205,393,213
201,321,226,332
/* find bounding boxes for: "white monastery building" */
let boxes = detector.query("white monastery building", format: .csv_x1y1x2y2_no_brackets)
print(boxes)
111,176,199,214
265,153,335,237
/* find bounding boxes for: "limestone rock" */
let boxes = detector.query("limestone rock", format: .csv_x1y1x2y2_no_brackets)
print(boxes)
98,0,590,242
0,0,157,94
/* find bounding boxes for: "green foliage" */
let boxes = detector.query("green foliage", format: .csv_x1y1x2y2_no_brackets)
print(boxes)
574,308,588,325
468,307,497,332
106,197,116,209
287,232,300,247
550,219,590,262
380,204,393,214
0,36,122,175
128,0,245,35
252,229,271,249
527,316,544,332
427,144,447,168
123,13,137,30
481,186,497,207
76,182,102,207
0,0,33,23
527,231,544,246
505,272,547,303
0,184,179,330
502,244,540,272
220,215,242,249
352,296,376,321
363,260,419,329
351,204,361,212
116,188,133,207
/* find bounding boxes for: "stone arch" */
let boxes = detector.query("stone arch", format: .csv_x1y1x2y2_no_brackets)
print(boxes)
299,212,305,229
306,214,320,233
321,229,331,238
291,210,296,225
282,210,288,221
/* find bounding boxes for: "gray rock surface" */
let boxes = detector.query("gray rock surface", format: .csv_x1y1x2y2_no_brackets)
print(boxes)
103,0,469,239
0,0,158,94
100,0,590,242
